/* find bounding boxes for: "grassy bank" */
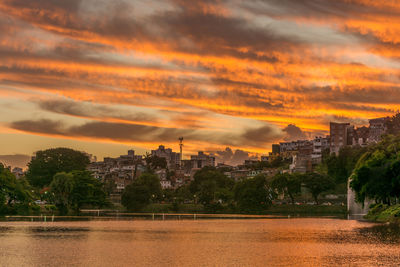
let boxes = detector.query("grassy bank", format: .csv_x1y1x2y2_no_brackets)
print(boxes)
365,204,400,223
143,203,204,213
139,203,347,216
266,204,347,216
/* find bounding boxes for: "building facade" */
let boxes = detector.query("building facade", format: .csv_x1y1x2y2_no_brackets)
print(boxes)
368,117,389,143
330,122,352,155
151,145,181,169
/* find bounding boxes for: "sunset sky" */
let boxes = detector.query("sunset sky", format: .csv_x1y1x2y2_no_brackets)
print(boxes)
1,0,400,166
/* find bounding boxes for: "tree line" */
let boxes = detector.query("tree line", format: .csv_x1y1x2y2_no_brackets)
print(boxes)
1,148,108,216
3,132,397,216
121,166,337,213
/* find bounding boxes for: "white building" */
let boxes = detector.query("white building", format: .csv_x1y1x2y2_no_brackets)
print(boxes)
311,136,330,164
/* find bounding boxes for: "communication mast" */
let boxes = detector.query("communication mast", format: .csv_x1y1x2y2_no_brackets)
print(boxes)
179,137,184,168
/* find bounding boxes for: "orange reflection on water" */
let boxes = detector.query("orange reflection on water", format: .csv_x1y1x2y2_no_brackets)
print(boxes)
1,218,400,266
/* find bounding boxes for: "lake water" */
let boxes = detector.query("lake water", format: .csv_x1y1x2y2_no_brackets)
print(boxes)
1,218,400,266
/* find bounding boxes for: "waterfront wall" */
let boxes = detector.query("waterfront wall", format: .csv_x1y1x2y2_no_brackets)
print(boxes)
347,179,372,215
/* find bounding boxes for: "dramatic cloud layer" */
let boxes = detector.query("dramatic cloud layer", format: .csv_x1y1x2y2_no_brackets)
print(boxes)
1,0,400,158
213,147,258,166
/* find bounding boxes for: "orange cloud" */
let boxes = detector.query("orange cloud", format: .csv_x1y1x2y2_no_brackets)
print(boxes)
1,0,400,157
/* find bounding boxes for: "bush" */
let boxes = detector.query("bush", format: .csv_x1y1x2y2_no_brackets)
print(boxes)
366,204,400,222
204,202,224,213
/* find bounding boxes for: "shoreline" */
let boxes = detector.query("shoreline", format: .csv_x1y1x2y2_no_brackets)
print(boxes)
0,204,348,220
364,204,400,224
0,214,346,222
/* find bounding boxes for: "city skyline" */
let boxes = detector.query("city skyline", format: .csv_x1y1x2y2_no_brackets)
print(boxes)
1,0,400,164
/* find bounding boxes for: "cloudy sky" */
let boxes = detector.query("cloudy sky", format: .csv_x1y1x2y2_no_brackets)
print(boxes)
1,0,399,165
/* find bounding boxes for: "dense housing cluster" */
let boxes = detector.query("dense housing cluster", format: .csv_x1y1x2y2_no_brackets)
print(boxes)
272,117,391,173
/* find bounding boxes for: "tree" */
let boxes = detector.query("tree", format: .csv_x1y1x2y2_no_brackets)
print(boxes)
0,163,36,215
215,187,234,203
134,173,162,199
188,167,234,207
69,171,108,214
386,113,400,135
189,167,234,204
234,174,271,213
26,148,90,188
321,146,367,184
50,172,74,215
350,135,400,205
198,179,217,205
121,172,161,211
49,170,108,215
270,173,301,205
103,178,116,196
174,185,192,203
122,185,151,211
302,173,335,204
145,154,167,172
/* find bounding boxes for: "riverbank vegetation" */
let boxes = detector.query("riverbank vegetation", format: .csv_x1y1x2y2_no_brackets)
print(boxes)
137,203,346,216
350,135,400,206
0,163,38,216
120,166,343,215
365,204,400,223
1,148,109,217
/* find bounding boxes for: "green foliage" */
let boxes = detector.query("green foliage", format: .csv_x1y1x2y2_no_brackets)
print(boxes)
121,172,161,211
145,154,167,171
366,204,400,222
350,135,400,205
386,113,400,135
204,202,224,213
0,163,37,215
171,202,180,212
142,203,204,213
198,179,217,205
70,171,108,213
189,166,234,205
50,172,74,215
321,146,367,184
270,173,302,205
301,172,335,204
267,204,347,215
215,187,234,203
26,147,90,188
49,170,107,215
134,172,162,199
270,156,291,168
122,185,151,211
247,157,291,170
103,178,116,196
234,174,271,213
173,185,193,203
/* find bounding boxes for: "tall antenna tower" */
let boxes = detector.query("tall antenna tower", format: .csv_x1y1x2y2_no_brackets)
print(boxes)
179,137,184,168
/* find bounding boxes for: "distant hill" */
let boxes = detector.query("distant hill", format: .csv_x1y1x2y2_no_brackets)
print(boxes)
0,154,31,169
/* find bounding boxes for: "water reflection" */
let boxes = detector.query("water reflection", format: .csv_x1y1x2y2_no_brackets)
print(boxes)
358,223,400,244
0,219,399,266
0,226,12,233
